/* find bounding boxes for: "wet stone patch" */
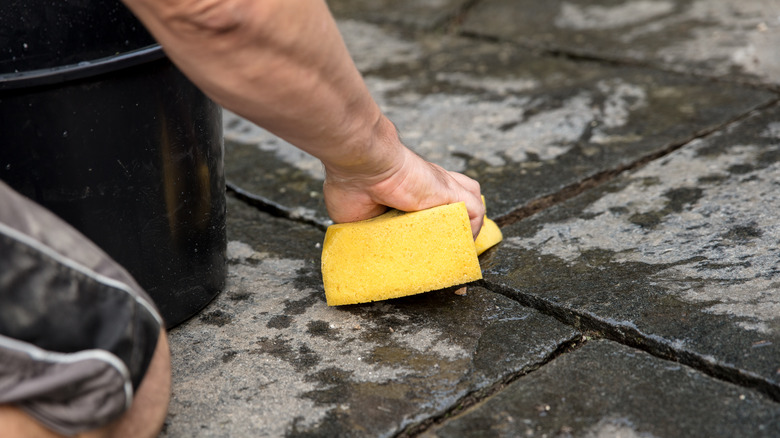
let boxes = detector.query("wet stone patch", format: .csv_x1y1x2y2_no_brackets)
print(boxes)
224,22,774,223
162,198,579,437
425,340,780,437
484,105,780,396
461,0,780,87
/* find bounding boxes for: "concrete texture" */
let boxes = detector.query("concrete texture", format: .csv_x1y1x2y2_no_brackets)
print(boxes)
164,0,780,436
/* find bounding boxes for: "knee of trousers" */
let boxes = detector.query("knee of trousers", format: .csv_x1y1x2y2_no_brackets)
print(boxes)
0,180,163,435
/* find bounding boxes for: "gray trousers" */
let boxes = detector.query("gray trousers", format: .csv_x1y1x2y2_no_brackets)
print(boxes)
0,180,162,435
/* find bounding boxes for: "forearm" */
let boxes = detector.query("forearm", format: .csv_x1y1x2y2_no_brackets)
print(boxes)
123,0,484,232
122,0,400,177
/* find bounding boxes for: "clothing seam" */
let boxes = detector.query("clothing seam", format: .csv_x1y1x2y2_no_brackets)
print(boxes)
0,221,162,327
0,334,133,410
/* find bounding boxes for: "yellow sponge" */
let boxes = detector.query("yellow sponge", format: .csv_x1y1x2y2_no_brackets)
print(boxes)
475,216,502,255
321,202,482,306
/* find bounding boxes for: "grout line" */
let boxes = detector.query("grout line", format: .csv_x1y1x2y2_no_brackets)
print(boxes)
226,181,330,231
494,97,780,228
480,280,780,404
396,333,589,438
456,31,780,94
544,49,780,94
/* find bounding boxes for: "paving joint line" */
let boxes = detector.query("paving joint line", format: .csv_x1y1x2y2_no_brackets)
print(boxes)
395,333,589,438
479,280,780,404
543,48,780,94
494,97,780,228
226,181,330,231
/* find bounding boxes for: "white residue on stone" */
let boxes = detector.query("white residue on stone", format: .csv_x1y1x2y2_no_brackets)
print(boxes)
584,416,661,438
226,240,256,261
639,0,780,81
555,1,675,30
368,77,647,171
761,122,780,139
288,206,321,222
394,326,467,360
435,72,540,95
675,278,780,334
596,79,648,129
338,20,421,72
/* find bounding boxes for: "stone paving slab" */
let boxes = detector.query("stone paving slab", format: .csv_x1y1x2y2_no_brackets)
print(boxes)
223,22,774,224
484,104,780,400
161,195,580,437
461,0,780,87
424,340,780,437
327,0,469,30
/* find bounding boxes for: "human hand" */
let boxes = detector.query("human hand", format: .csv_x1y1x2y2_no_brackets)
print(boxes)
322,123,485,238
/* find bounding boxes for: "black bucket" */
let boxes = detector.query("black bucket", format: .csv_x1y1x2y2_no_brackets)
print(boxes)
0,1,227,328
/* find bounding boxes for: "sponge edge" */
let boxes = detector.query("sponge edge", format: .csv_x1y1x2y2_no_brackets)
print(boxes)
321,202,482,306
475,217,502,255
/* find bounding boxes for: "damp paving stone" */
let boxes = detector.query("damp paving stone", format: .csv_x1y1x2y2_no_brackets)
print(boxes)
424,339,780,438
461,0,780,87
225,195,325,262
484,104,780,400
161,197,580,437
327,0,470,30
223,22,774,223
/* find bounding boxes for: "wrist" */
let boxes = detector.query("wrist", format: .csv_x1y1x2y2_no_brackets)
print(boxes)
323,115,408,186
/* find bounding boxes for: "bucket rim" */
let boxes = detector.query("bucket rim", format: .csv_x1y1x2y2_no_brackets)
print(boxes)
0,44,166,91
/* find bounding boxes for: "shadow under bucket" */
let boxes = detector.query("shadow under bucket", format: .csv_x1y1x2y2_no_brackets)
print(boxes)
0,1,227,328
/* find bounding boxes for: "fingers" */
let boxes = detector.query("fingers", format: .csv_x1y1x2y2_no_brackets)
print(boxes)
322,147,486,240
448,171,485,239
447,171,481,198
468,204,485,239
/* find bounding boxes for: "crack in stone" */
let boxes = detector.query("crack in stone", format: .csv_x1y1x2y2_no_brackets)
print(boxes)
395,333,588,438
